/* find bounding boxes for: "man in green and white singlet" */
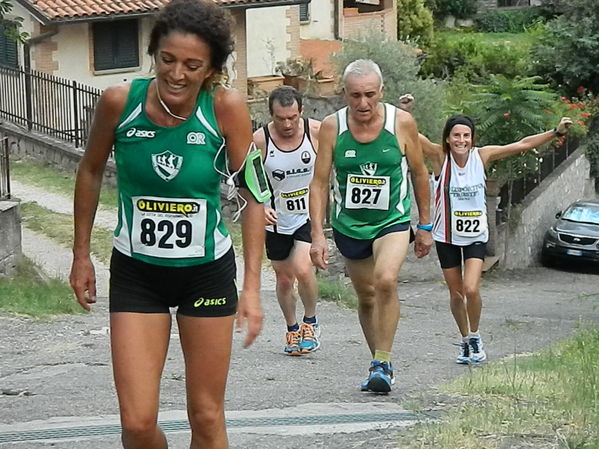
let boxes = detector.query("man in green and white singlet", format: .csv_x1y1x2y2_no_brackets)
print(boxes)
310,59,433,394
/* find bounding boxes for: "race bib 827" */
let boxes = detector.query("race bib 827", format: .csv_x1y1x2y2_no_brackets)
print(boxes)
345,174,390,210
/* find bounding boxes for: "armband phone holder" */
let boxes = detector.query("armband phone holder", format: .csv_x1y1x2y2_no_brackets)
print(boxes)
244,149,272,203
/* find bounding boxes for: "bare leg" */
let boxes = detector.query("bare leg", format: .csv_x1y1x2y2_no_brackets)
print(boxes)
292,241,318,319
345,256,376,356
271,258,299,327
111,312,171,449
371,231,409,352
442,267,469,337
177,314,235,449
462,258,484,333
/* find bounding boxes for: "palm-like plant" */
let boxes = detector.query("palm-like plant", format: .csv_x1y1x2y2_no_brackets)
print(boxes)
464,74,557,185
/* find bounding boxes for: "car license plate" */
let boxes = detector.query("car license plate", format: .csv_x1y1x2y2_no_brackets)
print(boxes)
566,249,583,256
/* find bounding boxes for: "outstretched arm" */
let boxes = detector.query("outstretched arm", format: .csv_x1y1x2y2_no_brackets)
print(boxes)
480,117,573,167
398,94,444,173
397,110,433,258
309,115,335,270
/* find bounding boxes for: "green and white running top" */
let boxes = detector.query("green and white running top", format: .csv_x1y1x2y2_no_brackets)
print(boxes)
331,103,411,240
112,78,232,267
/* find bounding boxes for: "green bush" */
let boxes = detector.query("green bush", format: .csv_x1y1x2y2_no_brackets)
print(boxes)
436,0,478,19
333,30,446,141
422,32,532,81
474,7,545,32
531,0,599,96
397,0,435,46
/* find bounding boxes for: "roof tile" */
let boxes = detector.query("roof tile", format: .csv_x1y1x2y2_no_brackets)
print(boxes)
21,0,300,21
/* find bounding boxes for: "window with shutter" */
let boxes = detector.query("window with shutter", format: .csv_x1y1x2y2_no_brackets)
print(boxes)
299,3,310,23
0,25,19,68
93,19,139,71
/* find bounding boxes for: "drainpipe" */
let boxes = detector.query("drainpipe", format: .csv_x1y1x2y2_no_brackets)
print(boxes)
333,0,340,40
23,27,58,72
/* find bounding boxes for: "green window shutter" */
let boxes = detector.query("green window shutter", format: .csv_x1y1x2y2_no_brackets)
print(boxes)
0,25,19,68
93,19,139,71
299,3,310,22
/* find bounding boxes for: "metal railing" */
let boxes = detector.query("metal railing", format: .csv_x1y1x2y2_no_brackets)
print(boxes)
0,65,101,148
497,136,581,218
1,136,10,199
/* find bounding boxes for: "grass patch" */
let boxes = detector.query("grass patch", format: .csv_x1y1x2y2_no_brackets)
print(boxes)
437,30,538,46
20,202,114,264
0,258,81,317
10,159,119,211
317,274,357,309
401,328,599,448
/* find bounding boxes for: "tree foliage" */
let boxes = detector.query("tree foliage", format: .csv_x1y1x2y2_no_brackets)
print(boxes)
332,30,445,141
463,75,557,183
397,0,434,47
532,0,599,96
1,0,27,42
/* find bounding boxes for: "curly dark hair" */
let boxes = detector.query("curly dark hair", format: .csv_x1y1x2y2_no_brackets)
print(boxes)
148,0,234,72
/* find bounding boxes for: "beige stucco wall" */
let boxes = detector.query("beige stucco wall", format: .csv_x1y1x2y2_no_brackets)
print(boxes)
299,0,335,40
246,6,290,77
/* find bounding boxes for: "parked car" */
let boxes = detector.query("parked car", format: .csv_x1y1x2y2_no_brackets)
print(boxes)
541,199,599,266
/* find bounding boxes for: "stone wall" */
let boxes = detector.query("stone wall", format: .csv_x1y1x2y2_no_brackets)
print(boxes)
501,146,595,269
0,201,22,277
0,121,117,187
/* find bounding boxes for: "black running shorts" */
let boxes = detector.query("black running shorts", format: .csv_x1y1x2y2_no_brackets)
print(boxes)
109,247,238,317
265,220,312,261
333,222,411,260
435,241,486,269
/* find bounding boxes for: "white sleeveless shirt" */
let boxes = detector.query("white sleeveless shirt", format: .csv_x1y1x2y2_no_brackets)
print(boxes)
432,147,489,245
263,118,317,235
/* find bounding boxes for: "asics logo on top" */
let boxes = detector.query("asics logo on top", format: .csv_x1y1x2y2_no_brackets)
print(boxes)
194,297,227,307
126,128,156,139
152,150,183,181
345,149,356,158
360,162,377,176
186,132,206,145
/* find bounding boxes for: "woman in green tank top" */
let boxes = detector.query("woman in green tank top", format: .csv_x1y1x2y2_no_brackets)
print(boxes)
69,1,265,448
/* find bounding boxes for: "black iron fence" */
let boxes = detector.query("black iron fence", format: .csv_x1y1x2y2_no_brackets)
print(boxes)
1,136,10,199
497,135,582,218
0,65,101,148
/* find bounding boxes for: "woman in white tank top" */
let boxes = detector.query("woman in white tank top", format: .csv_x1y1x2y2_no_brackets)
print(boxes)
401,95,572,365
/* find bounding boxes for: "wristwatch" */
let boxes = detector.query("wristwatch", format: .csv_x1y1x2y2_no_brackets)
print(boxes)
416,223,433,231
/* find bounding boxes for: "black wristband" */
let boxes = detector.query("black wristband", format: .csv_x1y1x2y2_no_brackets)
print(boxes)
553,127,566,137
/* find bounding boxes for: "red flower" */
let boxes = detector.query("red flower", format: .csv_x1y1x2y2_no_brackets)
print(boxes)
581,112,591,118
569,104,577,110
503,113,510,118
577,86,586,94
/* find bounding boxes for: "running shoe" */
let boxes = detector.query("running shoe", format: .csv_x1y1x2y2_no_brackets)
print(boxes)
469,335,487,363
456,340,470,364
299,321,321,353
284,330,302,356
360,361,395,393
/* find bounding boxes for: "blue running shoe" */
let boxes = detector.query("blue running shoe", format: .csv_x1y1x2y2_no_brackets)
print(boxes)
469,335,487,363
456,340,470,364
360,361,395,393
284,330,302,356
299,322,321,353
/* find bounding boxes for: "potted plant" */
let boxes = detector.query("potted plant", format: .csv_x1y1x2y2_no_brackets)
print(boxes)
275,57,314,92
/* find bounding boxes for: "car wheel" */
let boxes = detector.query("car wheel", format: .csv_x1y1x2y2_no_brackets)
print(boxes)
540,249,554,267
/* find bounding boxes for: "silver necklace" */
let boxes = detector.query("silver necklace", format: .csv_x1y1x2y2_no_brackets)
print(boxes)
155,82,187,121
